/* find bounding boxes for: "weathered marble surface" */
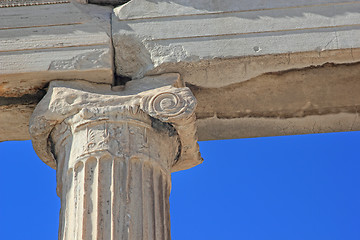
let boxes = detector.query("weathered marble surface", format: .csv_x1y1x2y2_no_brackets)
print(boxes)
113,0,360,87
29,73,202,171
29,73,202,239
2,0,360,142
0,2,113,97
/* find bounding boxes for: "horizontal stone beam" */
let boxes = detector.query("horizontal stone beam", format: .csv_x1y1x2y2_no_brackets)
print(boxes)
0,2,114,97
1,0,360,142
113,0,360,87
2,61,360,142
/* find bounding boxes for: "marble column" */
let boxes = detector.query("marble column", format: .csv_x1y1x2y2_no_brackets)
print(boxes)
29,73,202,240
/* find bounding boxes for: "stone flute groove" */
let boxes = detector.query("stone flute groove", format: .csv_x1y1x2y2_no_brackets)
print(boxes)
52,117,175,240
29,73,203,240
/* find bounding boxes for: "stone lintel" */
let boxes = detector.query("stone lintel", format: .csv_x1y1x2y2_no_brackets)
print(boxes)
3,0,360,143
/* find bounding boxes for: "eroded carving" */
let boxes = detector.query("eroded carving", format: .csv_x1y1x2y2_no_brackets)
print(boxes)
29,73,202,171
29,73,202,240
141,88,196,123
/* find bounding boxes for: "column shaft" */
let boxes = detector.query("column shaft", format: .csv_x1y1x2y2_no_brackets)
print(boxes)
52,115,177,240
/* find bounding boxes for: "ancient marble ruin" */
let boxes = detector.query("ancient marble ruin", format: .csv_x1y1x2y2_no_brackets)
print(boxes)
30,74,202,239
1,0,360,239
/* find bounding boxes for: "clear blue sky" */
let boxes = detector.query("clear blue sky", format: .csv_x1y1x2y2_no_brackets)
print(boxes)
1,131,360,240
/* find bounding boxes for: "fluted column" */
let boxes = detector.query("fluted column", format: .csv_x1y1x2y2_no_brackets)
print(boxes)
29,74,202,240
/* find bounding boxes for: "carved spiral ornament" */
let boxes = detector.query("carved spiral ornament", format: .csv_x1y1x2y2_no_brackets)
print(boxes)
144,89,196,122
151,92,186,117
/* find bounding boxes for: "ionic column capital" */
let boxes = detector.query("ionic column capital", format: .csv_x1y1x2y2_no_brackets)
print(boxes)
29,73,202,172
29,73,202,240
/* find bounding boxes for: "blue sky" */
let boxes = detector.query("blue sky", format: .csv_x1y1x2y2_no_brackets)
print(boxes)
1,131,360,239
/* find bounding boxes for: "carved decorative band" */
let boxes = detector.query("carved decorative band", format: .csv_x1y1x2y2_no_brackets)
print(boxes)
73,118,153,133
30,78,202,172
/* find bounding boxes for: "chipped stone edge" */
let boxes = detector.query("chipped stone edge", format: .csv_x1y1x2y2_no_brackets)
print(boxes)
29,73,203,172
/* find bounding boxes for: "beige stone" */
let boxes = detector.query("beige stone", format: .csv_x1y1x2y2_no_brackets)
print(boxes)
112,0,360,86
0,2,114,97
2,0,360,143
29,73,202,239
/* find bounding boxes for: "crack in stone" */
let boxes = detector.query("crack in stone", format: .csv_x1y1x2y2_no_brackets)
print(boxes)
0,89,46,106
88,0,130,6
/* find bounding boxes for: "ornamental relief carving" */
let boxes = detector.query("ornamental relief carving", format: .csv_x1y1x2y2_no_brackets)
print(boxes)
141,88,197,123
30,73,203,172
29,72,203,240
